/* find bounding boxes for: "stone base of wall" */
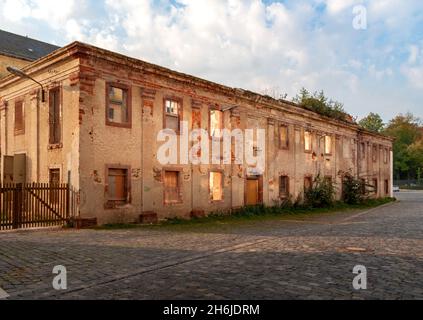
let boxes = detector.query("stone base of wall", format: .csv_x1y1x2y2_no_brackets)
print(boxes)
73,218,98,229
140,212,159,224
190,209,206,219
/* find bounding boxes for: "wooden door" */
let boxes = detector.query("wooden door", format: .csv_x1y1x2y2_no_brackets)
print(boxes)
246,179,259,206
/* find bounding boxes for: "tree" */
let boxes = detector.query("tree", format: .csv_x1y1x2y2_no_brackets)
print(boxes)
384,113,422,180
359,112,385,133
293,88,353,123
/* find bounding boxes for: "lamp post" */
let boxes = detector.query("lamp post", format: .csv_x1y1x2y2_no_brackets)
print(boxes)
6,66,45,102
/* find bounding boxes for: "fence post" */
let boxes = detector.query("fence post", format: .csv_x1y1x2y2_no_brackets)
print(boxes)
12,183,23,229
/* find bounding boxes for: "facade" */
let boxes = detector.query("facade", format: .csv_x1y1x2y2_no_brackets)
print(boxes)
0,42,394,225
0,29,59,78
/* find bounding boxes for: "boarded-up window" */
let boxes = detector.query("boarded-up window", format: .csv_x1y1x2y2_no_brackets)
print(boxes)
107,168,129,203
164,171,181,204
279,176,289,198
325,135,332,155
210,110,223,138
304,176,313,191
304,131,312,152
209,172,223,201
49,87,61,144
372,145,378,162
49,169,60,204
164,99,181,132
107,85,130,126
279,125,289,149
14,101,24,135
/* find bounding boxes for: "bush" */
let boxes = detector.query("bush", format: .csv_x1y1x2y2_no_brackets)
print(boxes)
342,173,366,205
304,175,336,208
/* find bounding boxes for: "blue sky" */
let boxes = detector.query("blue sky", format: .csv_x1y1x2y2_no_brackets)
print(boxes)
1,0,423,122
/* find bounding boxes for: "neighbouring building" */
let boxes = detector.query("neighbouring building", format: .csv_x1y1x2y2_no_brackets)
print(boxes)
0,29,59,78
0,41,394,225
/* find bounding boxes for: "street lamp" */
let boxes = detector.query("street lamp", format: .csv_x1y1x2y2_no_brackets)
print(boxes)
6,66,45,102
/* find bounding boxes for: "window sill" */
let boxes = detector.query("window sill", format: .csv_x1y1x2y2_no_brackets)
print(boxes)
106,121,132,129
164,201,183,206
14,130,25,136
48,143,63,150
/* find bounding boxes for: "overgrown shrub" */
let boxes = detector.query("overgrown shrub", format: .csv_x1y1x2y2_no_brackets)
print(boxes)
304,175,336,208
342,173,366,205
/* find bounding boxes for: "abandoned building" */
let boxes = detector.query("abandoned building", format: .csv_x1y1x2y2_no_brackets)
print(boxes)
0,36,394,225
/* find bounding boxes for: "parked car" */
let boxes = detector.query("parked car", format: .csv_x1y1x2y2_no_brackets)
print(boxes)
393,186,400,192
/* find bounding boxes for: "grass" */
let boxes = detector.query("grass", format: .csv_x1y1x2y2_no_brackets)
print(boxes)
96,197,396,231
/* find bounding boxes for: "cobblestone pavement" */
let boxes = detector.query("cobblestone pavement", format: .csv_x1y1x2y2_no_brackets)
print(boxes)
0,192,422,300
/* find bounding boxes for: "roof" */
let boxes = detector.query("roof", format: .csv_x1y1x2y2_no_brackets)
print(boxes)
0,29,60,62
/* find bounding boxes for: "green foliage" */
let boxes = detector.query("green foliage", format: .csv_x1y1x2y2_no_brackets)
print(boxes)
342,173,366,204
304,175,336,208
293,88,353,123
359,112,385,133
384,113,423,180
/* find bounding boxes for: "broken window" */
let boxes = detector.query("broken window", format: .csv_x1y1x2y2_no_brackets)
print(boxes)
279,125,289,149
325,135,332,155
279,176,289,198
107,85,130,126
210,109,223,139
304,131,312,152
372,144,378,162
14,100,24,135
164,171,181,204
107,168,129,204
209,171,223,201
304,176,313,191
49,87,61,145
164,99,181,132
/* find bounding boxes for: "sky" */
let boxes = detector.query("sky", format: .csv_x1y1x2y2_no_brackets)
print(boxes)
1,0,423,122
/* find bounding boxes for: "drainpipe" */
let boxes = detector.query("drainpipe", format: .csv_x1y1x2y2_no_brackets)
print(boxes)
36,89,40,182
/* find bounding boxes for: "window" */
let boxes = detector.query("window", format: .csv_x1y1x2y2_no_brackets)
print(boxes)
304,176,313,191
107,168,129,204
49,169,60,204
383,148,388,164
15,101,24,135
373,179,378,194
304,131,312,152
279,176,289,198
106,84,130,127
361,179,366,194
384,180,389,195
164,171,181,204
49,87,61,145
209,171,223,201
210,109,223,139
360,142,366,159
279,125,289,149
324,135,332,155
164,99,181,132
372,145,378,162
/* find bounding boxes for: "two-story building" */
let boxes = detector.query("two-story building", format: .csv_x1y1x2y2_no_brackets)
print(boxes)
0,41,394,225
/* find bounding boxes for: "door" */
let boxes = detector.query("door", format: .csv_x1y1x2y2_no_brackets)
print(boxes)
246,179,259,206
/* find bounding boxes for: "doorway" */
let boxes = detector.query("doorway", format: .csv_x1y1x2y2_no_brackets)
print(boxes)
245,176,263,206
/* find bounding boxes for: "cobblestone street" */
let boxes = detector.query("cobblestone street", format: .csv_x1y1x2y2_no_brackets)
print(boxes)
1,192,422,300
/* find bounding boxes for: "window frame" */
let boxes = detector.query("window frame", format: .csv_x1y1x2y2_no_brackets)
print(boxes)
209,108,224,140
105,164,131,208
105,82,132,129
14,99,25,136
304,175,313,192
324,135,332,155
163,168,183,205
209,170,224,202
48,86,63,147
279,175,290,199
163,97,183,134
304,130,312,153
372,144,378,162
279,125,289,150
